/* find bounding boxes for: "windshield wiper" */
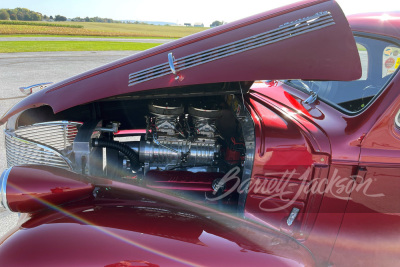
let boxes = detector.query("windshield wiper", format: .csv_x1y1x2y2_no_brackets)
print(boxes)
296,80,318,104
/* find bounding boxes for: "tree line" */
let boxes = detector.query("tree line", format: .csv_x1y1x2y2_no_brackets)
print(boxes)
0,8,43,21
0,8,69,21
71,17,116,23
210,21,225,27
0,7,117,23
0,7,225,26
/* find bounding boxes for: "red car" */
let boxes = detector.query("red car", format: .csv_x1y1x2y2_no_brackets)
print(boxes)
1,0,399,266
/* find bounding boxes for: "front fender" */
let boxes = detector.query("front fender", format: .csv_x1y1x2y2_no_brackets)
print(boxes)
0,167,315,266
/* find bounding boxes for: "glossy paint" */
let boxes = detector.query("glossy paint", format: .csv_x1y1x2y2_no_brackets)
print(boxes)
4,166,93,213
0,0,361,125
244,14,400,263
246,43,400,265
347,11,400,39
328,66,400,266
0,166,315,267
244,91,330,236
1,2,399,267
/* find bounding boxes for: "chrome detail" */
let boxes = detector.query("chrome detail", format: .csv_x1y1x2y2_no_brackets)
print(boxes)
287,207,300,226
0,168,12,211
153,135,179,154
19,82,53,95
148,101,184,136
137,139,219,169
395,109,400,129
299,80,318,104
95,122,119,133
305,92,318,105
279,11,328,28
227,94,255,215
168,52,180,80
188,105,221,138
149,101,184,116
4,121,81,170
141,100,222,170
129,11,334,86
212,178,226,192
5,133,73,169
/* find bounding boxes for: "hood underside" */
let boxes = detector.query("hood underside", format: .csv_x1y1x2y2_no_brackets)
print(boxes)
0,0,361,125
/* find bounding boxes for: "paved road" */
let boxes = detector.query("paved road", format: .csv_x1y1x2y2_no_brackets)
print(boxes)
0,51,140,238
0,37,173,43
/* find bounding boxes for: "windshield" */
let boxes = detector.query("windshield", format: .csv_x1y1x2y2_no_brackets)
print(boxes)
286,35,400,113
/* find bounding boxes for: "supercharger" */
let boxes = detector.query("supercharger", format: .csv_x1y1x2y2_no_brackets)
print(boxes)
129,100,222,171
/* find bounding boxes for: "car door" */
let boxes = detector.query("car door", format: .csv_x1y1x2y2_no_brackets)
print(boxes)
0,0,361,124
329,38,400,267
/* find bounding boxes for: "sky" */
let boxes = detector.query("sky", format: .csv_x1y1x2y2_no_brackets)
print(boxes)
1,0,399,26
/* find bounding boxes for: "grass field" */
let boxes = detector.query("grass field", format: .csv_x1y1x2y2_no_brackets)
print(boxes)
0,34,176,39
0,41,161,53
0,20,207,38
357,43,367,51
0,20,83,28
0,20,206,52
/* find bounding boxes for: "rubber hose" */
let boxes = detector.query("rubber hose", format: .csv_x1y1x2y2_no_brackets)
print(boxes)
92,138,141,171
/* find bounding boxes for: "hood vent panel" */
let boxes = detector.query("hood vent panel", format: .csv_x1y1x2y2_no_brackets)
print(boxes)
129,11,334,87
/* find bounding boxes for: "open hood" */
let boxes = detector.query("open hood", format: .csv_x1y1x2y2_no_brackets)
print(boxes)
0,0,361,124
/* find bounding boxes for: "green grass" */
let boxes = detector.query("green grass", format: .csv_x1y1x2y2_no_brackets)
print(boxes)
0,20,83,28
0,34,177,39
0,41,162,53
357,44,367,51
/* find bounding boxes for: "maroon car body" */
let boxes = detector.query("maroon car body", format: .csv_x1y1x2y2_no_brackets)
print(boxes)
1,1,399,266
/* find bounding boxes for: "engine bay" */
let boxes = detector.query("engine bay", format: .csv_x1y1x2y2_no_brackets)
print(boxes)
89,95,250,206
6,86,255,210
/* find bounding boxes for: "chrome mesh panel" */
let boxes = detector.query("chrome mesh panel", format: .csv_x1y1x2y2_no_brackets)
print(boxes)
5,121,81,169
129,11,334,86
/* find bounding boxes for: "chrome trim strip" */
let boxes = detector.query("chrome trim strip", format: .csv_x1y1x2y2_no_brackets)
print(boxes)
27,120,80,127
0,168,12,211
176,17,334,68
168,52,177,75
237,102,255,215
129,11,334,86
395,109,400,129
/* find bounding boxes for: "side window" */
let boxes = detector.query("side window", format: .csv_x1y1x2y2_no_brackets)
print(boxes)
287,36,400,113
382,46,400,77
358,43,368,80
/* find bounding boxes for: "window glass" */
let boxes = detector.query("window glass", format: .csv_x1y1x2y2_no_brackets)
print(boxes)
286,36,399,113
357,43,368,80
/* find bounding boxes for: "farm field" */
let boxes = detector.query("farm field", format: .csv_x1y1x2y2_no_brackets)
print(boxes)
0,41,161,53
0,34,173,39
0,20,208,38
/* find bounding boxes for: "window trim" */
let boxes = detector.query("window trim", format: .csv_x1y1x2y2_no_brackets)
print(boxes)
285,32,400,116
395,109,400,129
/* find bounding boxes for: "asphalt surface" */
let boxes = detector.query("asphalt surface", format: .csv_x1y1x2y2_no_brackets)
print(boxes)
0,51,140,238
0,37,173,43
